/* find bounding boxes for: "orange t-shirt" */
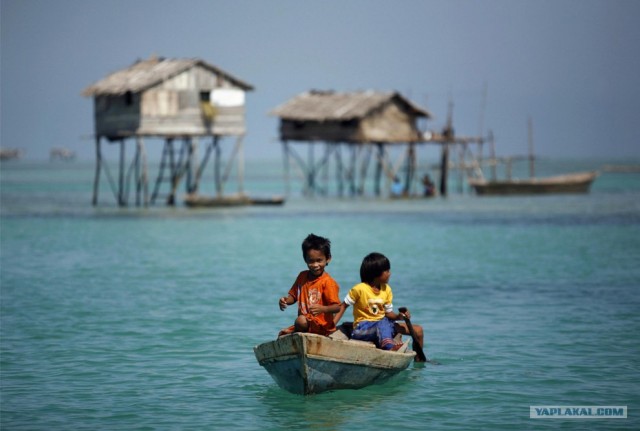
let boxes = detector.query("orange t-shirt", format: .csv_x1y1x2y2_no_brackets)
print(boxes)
287,271,340,335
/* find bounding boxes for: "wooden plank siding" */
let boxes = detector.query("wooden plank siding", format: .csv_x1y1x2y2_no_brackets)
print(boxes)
88,60,250,139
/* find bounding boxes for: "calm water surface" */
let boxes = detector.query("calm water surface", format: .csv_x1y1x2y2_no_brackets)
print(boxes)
1,160,639,430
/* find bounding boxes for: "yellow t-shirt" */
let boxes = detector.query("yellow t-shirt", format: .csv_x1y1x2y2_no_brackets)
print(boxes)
344,282,393,325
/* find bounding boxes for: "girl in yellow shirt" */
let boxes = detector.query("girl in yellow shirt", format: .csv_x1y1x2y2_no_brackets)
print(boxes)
334,252,420,351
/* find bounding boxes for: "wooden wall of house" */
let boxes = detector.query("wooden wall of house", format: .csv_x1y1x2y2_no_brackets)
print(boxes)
279,120,360,142
94,65,247,138
94,93,141,138
360,103,421,142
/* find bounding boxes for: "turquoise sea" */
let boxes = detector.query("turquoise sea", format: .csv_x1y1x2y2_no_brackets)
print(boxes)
1,158,639,430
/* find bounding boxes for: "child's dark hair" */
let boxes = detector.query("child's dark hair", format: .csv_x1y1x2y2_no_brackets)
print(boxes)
360,252,390,284
302,234,331,260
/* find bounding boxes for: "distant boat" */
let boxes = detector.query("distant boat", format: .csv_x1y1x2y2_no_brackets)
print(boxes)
467,171,599,195
184,193,285,207
0,148,21,160
467,117,598,196
254,332,414,395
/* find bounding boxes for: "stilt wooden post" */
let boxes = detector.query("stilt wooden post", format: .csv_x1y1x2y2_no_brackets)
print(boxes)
321,143,330,196
167,138,180,206
404,143,416,195
358,145,371,196
335,145,344,197
304,142,316,196
349,145,357,196
194,136,215,196
118,138,126,206
92,136,101,206
528,117,535,178
187,137,198,194
282,140,291,197
214,137,222,197
457,144,465,194
439,143,449,197
141,138,149,206
489,130,497,181
134,137,149,206
135,139,140,206
374,143,384,196
237,135,245,195
185,137,193,194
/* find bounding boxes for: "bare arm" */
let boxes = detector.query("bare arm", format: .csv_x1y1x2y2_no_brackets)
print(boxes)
279,293,295,311
386,306,411,321
308,302,342,316
333,302,349,325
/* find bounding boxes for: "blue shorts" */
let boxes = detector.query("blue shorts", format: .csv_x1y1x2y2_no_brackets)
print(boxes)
351,317,396,349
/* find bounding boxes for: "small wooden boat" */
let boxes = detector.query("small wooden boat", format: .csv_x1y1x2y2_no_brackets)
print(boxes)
467,171,598,196
466,118,599,196
254,332,415,395
184,194,252,207
247,195,286,206
184,194,285,207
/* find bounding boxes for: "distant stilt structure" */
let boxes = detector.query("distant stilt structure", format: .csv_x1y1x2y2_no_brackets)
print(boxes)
272,91,432,198
83,56,254,207
50,147,76,161
272,90,488,199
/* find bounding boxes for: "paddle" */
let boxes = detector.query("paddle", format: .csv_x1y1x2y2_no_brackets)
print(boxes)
398,307,428,363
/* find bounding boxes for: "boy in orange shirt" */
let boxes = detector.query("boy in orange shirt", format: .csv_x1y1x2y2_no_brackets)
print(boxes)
278,234,341,337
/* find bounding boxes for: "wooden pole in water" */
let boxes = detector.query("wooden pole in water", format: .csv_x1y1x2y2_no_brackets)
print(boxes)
349,145,356,196
118,138,125,206
335,145,344,197
214,137,222,197
321,143,329,196
440,99,454,197
457,144,465,194
528,116,535,178
92,136,101,206
404,143,415,196
282,140,291,197
489,130,496,181
185,137,194,194
439,143,449,197
140,137,149,206
167,138,179,206
358,144,371,196
237,135,245,195
134,138,141,206
308,142,315,196
374,143,383,196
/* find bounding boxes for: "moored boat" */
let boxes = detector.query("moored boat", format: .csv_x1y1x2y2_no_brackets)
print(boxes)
254,332,415,395
468,171,598,196
184,193,285,207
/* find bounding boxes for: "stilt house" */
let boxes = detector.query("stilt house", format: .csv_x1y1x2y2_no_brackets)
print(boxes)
271,90,430,143
270,90,432,196
83,55,254,206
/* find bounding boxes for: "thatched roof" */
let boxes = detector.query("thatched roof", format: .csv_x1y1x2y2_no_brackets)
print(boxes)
82,56,254,96
270,90,431,121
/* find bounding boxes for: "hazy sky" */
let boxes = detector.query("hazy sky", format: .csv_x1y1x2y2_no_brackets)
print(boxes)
2,0,639,161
